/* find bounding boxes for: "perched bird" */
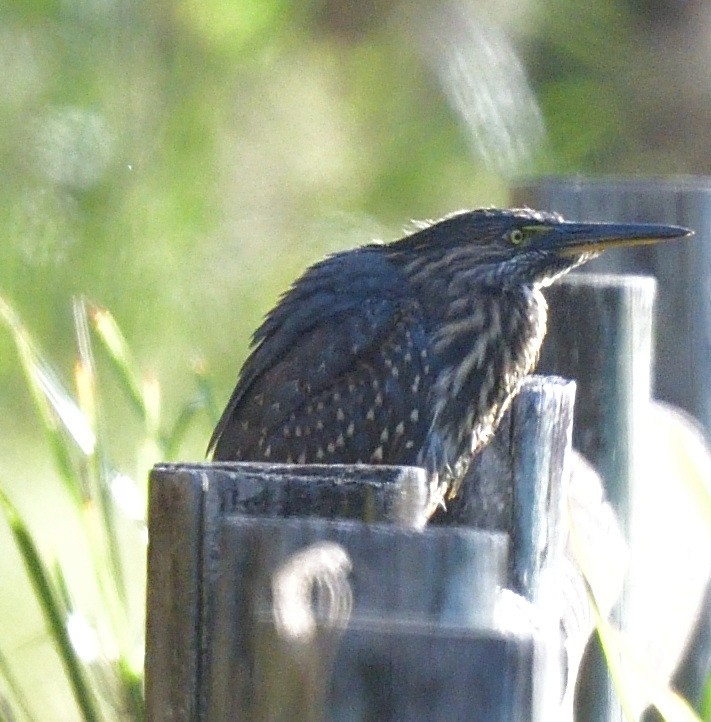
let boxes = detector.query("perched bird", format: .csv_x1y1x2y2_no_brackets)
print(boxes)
209,208,690,511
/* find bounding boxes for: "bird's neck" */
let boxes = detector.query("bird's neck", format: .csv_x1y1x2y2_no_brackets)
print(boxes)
423,277,548,468
429,282,548,386
389,249,550,392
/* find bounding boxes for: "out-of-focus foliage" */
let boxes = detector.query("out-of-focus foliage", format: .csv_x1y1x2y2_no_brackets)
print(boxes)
0,297,216,719
2,0,711,717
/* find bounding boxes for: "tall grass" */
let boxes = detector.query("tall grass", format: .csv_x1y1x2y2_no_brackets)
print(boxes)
0,296,215,721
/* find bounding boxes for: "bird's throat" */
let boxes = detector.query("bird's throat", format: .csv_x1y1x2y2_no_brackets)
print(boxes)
427,285,547,472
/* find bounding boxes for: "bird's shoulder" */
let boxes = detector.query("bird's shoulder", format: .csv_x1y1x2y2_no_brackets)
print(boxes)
248,246,414,378
208,246,427,458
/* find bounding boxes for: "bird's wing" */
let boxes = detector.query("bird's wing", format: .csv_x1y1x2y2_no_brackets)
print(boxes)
208,248,430,463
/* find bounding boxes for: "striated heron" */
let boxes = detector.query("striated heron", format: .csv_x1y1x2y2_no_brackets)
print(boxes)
208,208,691,511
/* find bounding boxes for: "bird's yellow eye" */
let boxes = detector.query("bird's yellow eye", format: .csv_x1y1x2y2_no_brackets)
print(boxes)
508,229,525,245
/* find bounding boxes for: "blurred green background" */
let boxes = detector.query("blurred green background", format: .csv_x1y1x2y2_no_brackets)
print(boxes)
2,0,710,718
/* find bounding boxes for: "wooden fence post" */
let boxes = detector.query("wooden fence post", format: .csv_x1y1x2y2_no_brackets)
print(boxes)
432,376,577,601
537,274,655,722
539,275,655,544
145,377,575,721
145,463,432,721
516,177,711,719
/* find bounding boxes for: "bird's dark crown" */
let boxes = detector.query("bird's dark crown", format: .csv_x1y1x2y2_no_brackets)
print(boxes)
390,207,565,254
384,207,579,289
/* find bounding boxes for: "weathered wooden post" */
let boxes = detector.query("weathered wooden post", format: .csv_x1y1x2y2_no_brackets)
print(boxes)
539,275,655,548
432,376,576,599
540,274,655,722
433,376,579,718
145,463,431,720
145,375,577,722
516,176,711,720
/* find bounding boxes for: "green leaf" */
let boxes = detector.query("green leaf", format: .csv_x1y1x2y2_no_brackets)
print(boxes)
0,489,103,722
88,303,156,431
0,295,91,506
0,646,38,722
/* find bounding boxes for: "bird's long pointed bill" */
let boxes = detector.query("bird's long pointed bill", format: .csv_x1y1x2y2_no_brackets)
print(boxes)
549,221,693,256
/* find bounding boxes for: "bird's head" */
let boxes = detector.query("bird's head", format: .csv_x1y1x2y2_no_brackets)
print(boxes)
388,208,692,289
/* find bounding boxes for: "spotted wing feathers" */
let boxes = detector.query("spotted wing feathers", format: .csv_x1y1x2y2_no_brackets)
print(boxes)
208,248,432,466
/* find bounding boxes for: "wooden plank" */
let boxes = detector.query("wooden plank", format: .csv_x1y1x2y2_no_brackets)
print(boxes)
537,274,655,538
208,620,541,722
326,624,540,722
145,466,204,722
510,376,576,601
432,375,577,600
153,461,429,526
146,462,430,720
206,516,514,721
536,273,656,722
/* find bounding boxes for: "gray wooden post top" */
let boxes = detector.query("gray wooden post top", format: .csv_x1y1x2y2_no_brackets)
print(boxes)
151,460,431,526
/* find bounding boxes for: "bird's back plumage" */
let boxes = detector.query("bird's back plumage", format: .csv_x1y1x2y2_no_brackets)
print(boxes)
208,247,434,469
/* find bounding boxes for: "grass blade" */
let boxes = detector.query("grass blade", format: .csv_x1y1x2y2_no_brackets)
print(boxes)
0,647,38,722
74,300,148,717
593,610,702,721
569,494,704,722
88,301,165,475
54,560,145,720
87,304,152,427
116,657,144,721
0,489,103,722
0,297,95,457
73,299,129,610
0,296,92,506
